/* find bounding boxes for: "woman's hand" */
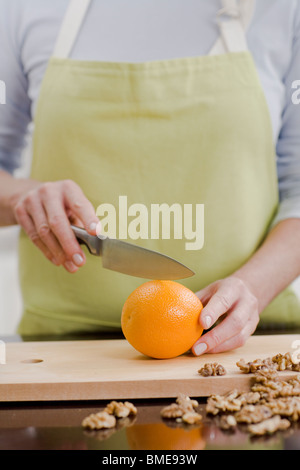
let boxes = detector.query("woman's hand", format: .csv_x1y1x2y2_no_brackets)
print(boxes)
191,219,300,355
11,179,100,273
192,276,259,355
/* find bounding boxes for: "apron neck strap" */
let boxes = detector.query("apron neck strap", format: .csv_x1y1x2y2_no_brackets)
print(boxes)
209,0,256,55
53,0,92,59
52,0,256,60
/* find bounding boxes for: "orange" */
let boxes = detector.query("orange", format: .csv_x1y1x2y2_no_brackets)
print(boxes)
121,280,203,359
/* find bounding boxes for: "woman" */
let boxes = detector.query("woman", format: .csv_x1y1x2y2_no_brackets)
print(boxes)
0,0,300,355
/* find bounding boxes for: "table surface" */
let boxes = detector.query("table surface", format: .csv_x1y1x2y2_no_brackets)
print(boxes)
1,329,300,451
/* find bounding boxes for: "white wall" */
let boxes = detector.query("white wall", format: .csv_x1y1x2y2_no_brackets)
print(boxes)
0,138,32,336
0,226,23,335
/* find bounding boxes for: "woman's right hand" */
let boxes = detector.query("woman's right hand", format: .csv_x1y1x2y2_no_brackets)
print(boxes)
11,179,100,273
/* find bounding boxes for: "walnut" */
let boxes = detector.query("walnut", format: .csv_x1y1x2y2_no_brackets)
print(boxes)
272,353,293,371
247,415,290,436
236,357,275,374
292,362,300,372
204,357,300,437
176,393,199,411
235,404,273,424
206,390,244,415
104,401,137,418
219,415,237,430
161,403,185,419
82,411,116,430
198,363,226,377
161,395,202,423
253,368,279,383
237,352,300,375
266,397,300,422
251,372,300,399
240,392,261,405
236,359,250,373
271,352,300,372
161,394,198,418
288,375,300,389
82,400,137,430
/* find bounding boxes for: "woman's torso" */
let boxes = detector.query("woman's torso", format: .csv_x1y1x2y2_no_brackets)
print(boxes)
0,0,298,142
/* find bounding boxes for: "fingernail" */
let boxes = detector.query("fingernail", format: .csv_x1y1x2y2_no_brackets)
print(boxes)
96,221,102,237
72,254,84,266
194,343,208,356
203,315,213,329
64,261,78,272
89,222,98,233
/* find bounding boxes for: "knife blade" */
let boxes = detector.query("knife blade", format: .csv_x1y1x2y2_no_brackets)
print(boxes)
71,225,194,280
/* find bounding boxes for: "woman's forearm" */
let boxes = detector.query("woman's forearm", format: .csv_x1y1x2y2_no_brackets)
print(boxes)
233,218,300,312
0,170,41,226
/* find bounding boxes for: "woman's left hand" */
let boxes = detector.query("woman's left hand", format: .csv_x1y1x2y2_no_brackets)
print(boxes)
192,276,259,355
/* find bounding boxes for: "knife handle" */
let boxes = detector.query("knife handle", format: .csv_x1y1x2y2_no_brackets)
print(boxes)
71,225,100,256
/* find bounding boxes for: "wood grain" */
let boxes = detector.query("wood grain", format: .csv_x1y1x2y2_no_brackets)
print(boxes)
0,334,299,402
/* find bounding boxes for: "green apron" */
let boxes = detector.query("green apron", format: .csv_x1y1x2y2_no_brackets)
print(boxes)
17,0,300,335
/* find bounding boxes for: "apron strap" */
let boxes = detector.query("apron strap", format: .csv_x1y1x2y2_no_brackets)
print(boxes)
53,0,92,59
209,0,256,55
53,0,255,60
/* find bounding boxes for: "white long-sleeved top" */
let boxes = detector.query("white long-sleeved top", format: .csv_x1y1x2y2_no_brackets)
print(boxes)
0,0,300,227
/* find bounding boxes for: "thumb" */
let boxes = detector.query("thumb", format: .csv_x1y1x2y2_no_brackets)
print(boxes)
195,281,219,330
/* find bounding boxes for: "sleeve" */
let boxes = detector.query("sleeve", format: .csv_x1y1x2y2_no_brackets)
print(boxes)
271,3,300,227
0,0,32,174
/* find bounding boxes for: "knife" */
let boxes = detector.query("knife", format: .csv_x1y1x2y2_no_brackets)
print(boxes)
71,225,194,280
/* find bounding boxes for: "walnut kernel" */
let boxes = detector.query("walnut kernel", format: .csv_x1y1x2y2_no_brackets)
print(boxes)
198,363,226,377
82,411,116,430
247,415,290,436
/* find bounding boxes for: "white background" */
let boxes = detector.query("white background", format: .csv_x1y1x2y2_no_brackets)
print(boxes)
0,139,32,336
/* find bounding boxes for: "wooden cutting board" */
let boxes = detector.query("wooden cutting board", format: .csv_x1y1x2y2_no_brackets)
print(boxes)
0,334,299,402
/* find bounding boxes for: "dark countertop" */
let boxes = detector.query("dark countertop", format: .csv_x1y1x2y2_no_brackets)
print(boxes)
0,330,300,451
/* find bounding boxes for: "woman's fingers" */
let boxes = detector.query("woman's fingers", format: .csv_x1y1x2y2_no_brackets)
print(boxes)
192,277,259,355
192,306,257,356
40,187,86,268
13,180,99,273
195,283,217,310
62,180,99,235
14,201,59,265
24,192,67,265
207,320,257,354
196,278,239,330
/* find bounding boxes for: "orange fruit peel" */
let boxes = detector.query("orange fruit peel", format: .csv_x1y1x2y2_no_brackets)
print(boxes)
121,280,203,359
